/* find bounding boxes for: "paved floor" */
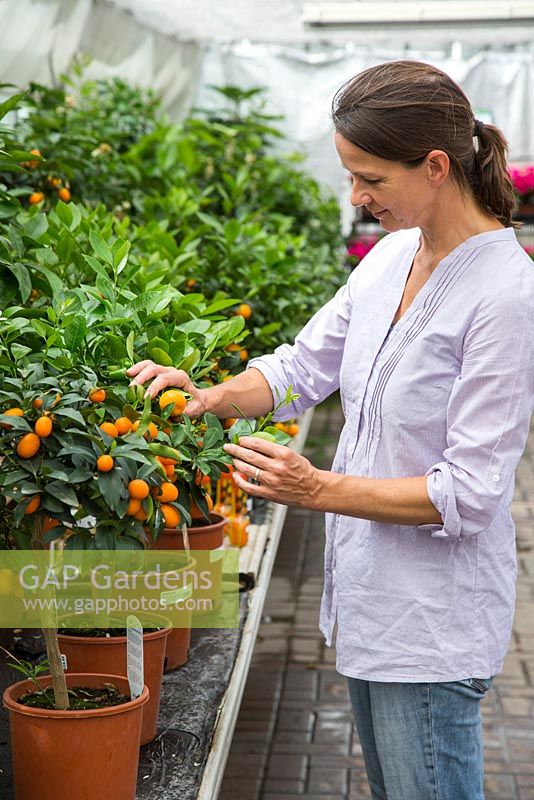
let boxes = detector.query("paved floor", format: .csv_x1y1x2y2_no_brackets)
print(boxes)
220,397,534,800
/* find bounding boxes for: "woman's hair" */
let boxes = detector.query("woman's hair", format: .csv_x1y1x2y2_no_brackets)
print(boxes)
332,60,517,228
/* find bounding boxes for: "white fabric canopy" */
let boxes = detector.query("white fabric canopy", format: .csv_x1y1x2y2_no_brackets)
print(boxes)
0,0,201,119
0,0,91,88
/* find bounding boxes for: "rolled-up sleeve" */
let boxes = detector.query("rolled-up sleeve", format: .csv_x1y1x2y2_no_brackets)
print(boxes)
248,272,356,418
419,288,534,540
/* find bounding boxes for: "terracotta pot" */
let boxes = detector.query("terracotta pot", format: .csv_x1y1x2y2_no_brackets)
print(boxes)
156,512,226,551
152,514,226,669
3,672,148,800
57,614,169,745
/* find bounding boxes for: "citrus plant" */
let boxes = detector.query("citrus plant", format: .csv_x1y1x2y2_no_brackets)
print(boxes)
1,77,345,358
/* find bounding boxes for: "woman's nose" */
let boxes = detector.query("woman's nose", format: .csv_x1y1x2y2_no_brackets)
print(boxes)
350,181,372,208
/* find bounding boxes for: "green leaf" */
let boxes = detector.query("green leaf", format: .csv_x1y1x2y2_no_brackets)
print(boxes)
149,347,173,366
178,319,211,335
112,450,151,465
36,263,63,296
55,201,73,228
11,343,31,360
95,524,117,550
202,298,242,315
63,316,87,352
0,195,20,219
177,348,200,372
53,408,85,425
42,495,69,514
30,318,49,338
97,468,125,512
224,219,241,243
45,481,79,507
116,536,144,551
89,230,113,265
202,425,223,451
96,274,114,301
69,203,82,231
82,254,107,278
44,467,70,482
9,262,31,303
196,211,224,232
0,469,27,486
273,430,291,445
64,533,90,550
0,414,31,431
57,441,95,459
23,214,48,241
0,92,25,121
220,316,246,341
113,240,130,274
229,418,255,442
262,426,281,436
68,466,94,483
126,330,135,362
259,321,282,336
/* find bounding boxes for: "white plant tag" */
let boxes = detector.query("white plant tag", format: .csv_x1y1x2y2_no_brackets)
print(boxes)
60,653,67,671
126,615,144,699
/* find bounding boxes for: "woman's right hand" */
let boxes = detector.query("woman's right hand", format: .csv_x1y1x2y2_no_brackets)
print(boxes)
126,360,209,418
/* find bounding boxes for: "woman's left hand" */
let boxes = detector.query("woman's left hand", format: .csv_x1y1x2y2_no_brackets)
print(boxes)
223,436,323,509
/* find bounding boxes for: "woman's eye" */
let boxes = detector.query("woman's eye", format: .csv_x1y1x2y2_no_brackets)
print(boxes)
348,173,381,187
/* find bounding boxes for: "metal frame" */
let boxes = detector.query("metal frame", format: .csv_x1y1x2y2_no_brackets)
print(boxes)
302,1,534,25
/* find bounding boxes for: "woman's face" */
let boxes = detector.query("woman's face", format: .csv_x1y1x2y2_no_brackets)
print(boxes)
334,132,437,232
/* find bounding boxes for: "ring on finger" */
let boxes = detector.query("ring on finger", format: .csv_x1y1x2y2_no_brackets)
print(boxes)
254,466,261,482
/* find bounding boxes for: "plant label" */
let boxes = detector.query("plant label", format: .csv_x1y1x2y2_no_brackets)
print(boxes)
126,615,144,699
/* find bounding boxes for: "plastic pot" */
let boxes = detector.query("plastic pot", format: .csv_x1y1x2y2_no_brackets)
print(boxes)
3,672,149,800
57,614,170,745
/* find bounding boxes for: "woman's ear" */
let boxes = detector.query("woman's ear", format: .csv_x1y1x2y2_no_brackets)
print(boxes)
425,150,450,186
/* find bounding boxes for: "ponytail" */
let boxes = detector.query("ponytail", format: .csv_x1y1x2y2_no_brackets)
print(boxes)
471,123,518,229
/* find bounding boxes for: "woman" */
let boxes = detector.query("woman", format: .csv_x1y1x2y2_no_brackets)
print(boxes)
128,61,534,800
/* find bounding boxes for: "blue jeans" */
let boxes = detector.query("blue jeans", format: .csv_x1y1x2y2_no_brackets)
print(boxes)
347,676,493,800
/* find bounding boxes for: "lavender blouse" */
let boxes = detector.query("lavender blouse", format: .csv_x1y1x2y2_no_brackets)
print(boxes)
249,227,534,682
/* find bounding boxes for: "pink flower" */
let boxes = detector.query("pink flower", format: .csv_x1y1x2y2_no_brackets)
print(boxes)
347,235,380,262
509,165,534,199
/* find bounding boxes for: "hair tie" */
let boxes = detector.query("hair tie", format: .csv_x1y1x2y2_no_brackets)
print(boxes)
473,119,484,137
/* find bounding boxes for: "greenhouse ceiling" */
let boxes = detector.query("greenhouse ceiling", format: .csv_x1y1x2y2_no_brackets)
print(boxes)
108,0,534,46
